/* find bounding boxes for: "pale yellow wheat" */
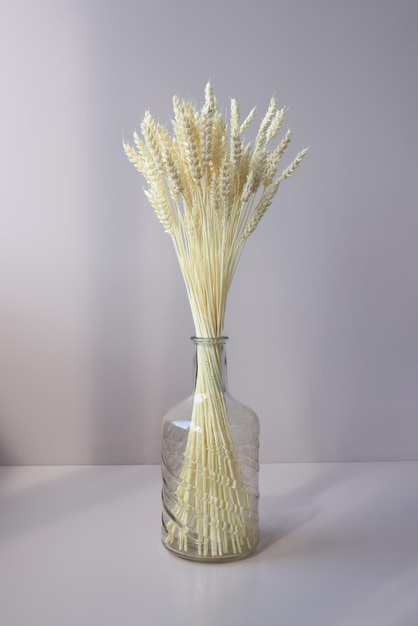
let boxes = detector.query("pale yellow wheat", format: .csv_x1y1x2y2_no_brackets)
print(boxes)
125,83,307,557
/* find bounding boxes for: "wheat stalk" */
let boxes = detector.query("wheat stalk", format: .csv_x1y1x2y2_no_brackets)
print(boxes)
125,84,307,557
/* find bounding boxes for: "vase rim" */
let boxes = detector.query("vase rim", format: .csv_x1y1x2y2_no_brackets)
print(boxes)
191,336,228,344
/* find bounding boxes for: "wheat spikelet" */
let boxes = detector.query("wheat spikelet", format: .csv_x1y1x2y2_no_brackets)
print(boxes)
279,148,309,181
249,148,268,193
241,169,256,204
123,141,145,173
239,106,257,134
144,186,174,234
209,165,219,213
200,113,214,167
266,107,286,143
182,102,203,181
239,179,281,244
204,81,216,111
236,143,252,187
140,111,166,175
210,111,228,171
274,128,292,160
262,153,279,187
254,96,276,151
219,153,232,220
162,142,184,199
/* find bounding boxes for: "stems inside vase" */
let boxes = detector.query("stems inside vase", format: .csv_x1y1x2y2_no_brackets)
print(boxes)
164,339,253,558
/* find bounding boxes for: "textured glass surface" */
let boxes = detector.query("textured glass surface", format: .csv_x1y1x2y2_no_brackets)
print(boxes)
161,338,259,562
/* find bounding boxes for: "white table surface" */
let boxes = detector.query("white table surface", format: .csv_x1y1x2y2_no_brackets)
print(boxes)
1,462,418,626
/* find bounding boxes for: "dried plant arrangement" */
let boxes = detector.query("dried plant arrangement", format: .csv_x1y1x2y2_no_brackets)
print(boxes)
124,84,307,560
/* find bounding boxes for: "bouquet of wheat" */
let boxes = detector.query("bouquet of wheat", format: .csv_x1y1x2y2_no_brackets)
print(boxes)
124,84,306,560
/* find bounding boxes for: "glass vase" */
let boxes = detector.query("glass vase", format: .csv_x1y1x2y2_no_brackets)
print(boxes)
161,337,260,562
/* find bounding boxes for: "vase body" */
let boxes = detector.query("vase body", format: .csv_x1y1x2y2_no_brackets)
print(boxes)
161,337,260,562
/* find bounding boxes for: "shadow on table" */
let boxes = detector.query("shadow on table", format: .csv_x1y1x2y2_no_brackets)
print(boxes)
257,462,370,554
259,499,318,553
0,465,159,543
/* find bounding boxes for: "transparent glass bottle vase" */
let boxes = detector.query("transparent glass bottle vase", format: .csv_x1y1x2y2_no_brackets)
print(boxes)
161,337,260,562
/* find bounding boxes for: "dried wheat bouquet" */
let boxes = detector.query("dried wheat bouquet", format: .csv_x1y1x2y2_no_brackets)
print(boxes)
125,84,307,558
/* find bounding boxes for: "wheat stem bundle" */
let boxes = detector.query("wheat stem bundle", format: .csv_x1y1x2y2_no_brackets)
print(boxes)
125,84,307,557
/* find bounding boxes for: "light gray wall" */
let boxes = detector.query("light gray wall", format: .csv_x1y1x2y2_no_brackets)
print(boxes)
0,0,417,464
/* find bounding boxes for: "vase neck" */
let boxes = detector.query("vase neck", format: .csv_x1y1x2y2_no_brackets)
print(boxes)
192,337,229,393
